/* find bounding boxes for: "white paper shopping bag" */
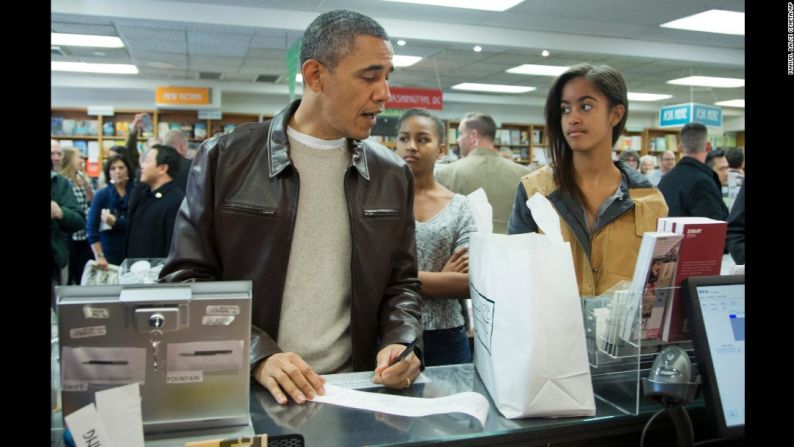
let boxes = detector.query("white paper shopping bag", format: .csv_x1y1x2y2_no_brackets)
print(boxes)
470,193,595,418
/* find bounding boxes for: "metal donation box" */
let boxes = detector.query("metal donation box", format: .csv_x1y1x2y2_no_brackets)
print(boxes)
56,281,252,434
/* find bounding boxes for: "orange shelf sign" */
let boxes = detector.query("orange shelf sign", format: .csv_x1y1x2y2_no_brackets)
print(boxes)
156,86,210,105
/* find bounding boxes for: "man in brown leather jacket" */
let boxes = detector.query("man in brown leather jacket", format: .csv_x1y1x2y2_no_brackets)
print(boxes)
159,10,423,405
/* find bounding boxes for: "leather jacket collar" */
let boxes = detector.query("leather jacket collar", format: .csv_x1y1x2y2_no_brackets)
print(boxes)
267,100,370,181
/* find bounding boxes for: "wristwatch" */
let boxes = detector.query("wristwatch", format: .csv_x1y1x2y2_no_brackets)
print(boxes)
97,253,105,259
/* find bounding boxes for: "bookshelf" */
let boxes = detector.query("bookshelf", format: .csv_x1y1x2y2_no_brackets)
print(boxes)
642,128,681,160
616,130,643,155
52,108,265,175
208,112,265,138
445,120,538,165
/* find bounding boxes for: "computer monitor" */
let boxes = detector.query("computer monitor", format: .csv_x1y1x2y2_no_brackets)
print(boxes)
57,281,253,434
682,274,745,438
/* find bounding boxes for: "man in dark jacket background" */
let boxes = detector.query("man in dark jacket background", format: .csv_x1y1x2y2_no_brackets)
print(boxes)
658,122,729,221
51,159,85,287
160,10,423,405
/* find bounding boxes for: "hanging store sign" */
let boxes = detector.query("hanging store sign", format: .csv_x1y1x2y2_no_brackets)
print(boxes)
386,87,443,110
198,109,222,120
156,86,211,106
659,103,722,128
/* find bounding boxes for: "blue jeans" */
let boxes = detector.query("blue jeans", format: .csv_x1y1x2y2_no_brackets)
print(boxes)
422,325,472,367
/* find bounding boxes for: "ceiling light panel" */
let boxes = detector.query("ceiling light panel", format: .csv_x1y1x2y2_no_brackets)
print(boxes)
627,92,673,101
667,76,744,88
51,61,138,74
51,33,124,48
714,99,744,108
660,10,744,36
506,64,570,76
381,0,525,12
394,55,423,67
451,83,535,93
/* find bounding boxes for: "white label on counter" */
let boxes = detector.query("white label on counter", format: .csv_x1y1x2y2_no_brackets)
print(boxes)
82,306,110,319
202,315,235,326
206,305,240,315
167,371,204,384
70,326,107,339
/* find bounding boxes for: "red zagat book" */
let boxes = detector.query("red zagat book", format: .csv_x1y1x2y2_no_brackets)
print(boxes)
659,217,727,342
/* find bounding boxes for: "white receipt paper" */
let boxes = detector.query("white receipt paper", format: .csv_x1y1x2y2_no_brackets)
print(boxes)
310,384,489,426
95,383,145,447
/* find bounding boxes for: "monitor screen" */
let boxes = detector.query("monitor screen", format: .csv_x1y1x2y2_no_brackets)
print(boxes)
683,275,745,438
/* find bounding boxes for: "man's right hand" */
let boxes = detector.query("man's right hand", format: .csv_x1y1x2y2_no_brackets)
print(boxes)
253,352,325,405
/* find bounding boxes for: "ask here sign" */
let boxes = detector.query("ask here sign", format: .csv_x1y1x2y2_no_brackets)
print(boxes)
659,103,722,128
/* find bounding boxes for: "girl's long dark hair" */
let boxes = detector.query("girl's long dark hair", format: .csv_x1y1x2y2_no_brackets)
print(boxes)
545,63,628,204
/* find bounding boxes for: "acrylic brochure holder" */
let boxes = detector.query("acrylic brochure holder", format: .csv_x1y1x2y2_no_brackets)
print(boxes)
582,285,692,415
56,281,252,434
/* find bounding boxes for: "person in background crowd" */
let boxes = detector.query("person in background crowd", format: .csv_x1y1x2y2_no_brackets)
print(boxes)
186,141,200,160
639,154,662,187
435,112,532,234
706,148,729,187
396,108,476,366
159,10,423,405
51,140,63,171
725,147,745,188
52,158,85,287
125,145,185,259
726,181,745,265
508,63,668,297
618,149,640,171
97,145,138,189
59,147,95,284
85,155,134,269
161,130,193,193
659,150,676,176
658,123,728,221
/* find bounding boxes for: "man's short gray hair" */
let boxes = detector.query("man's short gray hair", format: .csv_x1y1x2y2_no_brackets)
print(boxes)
162,130,187,149
300,10,389,69
461,112,497,141
679,122,708,154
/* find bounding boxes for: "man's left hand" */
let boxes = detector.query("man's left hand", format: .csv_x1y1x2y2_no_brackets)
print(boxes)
372,344,421,389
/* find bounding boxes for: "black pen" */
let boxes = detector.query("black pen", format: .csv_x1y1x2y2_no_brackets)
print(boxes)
388,337,419,367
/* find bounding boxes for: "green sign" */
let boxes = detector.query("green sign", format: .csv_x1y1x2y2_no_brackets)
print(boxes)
380,109,403,117
287,39,301,101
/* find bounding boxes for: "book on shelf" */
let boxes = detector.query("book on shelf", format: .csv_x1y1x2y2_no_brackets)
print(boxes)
115,121,129,137
654,136,667,151
532,129,542,145
194,123,207,140
665,135,677,151
621,231,684,341
87,141,100,159
447,127,458,144
618,135,642,152
52,117,64,135
509,130,521,145
656,217,727,342
520,130,529,144
102,139,117,151
102,121,114,136
62,119,76,135
87,120,99,136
